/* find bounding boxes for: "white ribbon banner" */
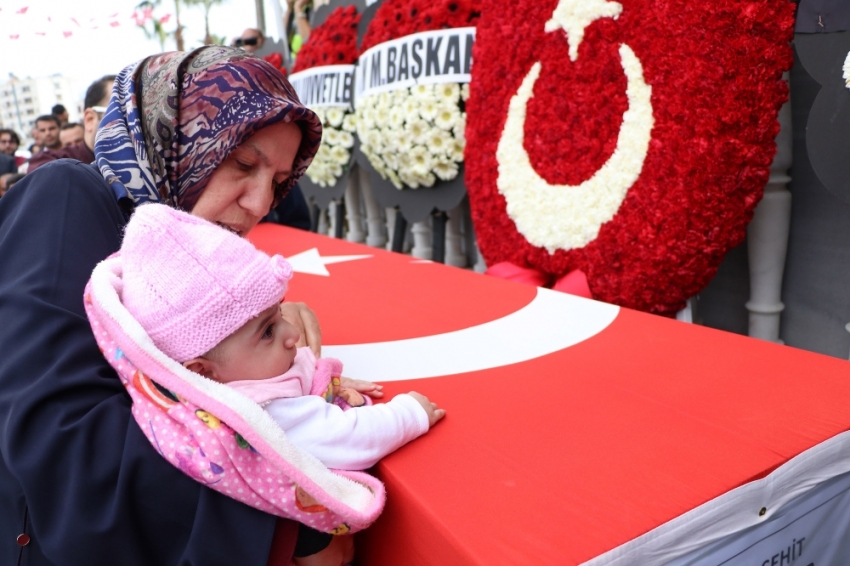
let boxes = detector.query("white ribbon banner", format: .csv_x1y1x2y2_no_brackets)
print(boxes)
355,27,476,102
289,64,356,110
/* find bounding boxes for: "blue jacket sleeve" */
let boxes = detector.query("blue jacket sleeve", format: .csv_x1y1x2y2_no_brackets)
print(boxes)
0,160,280,566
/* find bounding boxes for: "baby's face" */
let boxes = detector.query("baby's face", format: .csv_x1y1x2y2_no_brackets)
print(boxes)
201,304,300,383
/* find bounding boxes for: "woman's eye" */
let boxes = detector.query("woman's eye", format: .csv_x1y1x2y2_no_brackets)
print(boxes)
262,324,274,340
237,160,253,171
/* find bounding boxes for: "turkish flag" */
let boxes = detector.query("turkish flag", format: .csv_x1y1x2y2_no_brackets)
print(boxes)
251,225,850,564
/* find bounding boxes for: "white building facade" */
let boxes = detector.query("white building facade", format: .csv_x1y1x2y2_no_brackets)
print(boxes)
0,75,84,144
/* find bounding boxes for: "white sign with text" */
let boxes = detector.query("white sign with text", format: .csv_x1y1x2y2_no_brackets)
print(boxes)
289,64,356,110
355,27,476,102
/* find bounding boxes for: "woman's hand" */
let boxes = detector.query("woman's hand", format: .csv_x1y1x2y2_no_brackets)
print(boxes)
280,302,322,357
339,377,384,399
292,535,354,566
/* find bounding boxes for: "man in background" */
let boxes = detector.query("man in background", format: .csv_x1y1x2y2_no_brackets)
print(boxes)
28,75,115,173
34,115,61,151
59,123,84,148
235,28,265,54
51,104,69,126
0,130,20,157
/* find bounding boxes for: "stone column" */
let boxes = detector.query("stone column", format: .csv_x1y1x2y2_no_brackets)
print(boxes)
746,80,792,343
446,204,468,268
410,219,432,260
344,174,365,243
358,167,387,248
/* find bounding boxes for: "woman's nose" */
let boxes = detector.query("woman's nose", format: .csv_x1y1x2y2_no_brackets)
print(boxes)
240,175,275,219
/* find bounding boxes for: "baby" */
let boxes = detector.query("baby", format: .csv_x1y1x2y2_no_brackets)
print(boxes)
117,203,444,559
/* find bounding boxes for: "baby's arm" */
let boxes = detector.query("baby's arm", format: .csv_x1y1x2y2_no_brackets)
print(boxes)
265,393,439,470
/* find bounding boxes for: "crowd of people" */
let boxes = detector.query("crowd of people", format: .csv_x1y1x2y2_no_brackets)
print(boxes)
0,18,329,221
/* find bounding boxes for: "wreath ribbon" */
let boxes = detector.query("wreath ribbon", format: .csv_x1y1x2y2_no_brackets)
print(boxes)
486,262,592,299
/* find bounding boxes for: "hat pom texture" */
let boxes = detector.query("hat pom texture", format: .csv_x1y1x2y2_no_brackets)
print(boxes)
121,204,291,362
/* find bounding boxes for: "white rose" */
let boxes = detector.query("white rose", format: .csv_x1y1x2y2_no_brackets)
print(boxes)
325,128,342,146
433,157,459,181
411,83,434,99
312,107,326,123
342,113,357,132
396,129,413,152
435,104,460,131
417,171,436,187
374,108,391,129
330,145,350,165
405,118,430,145
401,96,420,119
453,112,467,139
366,129,383,151
389,106,405,128
426,128,452,157
436,83,460,102
383,151,400,170
326,107,345,128
399,168,419,189
448,136,466,162
419,98,439,122
408,145,434,176
461,83,470,102
337,130,355,149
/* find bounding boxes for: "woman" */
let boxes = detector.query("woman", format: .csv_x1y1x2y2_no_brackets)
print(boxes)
0,46,352,565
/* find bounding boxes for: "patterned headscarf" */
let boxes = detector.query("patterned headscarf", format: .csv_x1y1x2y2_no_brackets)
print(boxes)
95,46,322,210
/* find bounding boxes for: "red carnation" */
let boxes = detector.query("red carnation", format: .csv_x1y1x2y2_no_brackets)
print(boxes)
292,5,360,73
361,0,481,52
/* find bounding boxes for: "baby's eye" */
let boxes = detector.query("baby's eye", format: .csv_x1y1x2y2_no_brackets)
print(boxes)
262,323,274,340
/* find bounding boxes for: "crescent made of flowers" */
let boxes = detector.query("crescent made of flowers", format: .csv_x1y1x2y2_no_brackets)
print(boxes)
497,0,654,253
465,0,795,315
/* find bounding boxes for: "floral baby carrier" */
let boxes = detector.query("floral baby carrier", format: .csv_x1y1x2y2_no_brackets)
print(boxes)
84,254,385,534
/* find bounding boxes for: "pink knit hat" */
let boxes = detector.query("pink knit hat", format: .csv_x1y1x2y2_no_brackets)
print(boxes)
120,203,293,362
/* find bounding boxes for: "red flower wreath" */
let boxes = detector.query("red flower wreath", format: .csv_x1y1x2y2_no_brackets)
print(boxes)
360,0,481,52
292,5,360,73
465,0,795,315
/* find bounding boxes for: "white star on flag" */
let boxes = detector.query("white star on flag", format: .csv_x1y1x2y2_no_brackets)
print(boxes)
286,248,372,276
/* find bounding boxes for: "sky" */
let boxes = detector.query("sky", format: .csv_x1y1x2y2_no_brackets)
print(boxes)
0,0,288,97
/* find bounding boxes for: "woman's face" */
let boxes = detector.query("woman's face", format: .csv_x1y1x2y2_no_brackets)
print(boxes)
192,120,303,237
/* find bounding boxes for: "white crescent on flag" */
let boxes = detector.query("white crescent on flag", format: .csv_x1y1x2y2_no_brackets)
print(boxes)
324,287,619,381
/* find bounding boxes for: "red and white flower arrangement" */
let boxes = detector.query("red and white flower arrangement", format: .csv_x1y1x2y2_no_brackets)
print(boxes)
356,0,481,190
292,6,360,187
465,0,796,315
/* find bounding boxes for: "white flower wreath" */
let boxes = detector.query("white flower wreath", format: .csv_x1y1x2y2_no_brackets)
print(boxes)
305,106,357,188
356,83,470,189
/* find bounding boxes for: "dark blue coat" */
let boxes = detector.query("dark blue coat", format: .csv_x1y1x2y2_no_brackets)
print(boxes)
0,160,280,565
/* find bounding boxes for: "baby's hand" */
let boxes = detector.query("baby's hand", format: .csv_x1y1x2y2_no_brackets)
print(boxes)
339,376,384,399
408,392,446,427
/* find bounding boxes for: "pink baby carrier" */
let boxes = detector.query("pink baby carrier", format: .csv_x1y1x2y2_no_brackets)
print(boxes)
84,254,385,535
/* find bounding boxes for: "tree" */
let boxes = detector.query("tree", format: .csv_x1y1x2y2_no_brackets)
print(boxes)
184,0,229,46
135,0,186,51
135,1,168,51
